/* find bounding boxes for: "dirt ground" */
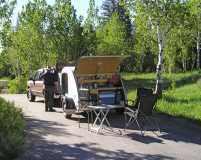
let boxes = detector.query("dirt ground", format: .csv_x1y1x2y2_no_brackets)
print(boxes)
1,94,201,160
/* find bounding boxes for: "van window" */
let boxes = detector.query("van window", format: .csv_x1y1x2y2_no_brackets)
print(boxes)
62,73,68,94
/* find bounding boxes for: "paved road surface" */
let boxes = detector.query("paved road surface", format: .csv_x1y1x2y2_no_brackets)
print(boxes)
1,94,201,160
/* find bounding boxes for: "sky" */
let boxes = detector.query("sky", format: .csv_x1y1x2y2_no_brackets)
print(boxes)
12,0,102,26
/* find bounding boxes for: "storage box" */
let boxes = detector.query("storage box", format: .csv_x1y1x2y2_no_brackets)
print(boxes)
79,88,89,101
99,92,115,105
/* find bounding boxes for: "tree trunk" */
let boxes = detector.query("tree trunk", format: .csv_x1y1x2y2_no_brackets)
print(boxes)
182,58,187,72
140,54,145,72
196,31,200,69
155,25,164,96
191,57,196,70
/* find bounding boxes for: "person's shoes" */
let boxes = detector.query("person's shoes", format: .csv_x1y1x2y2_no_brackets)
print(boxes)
49,109,56,112
45,108,49,112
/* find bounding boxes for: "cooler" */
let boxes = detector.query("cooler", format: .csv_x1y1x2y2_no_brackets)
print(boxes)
99,92,115,105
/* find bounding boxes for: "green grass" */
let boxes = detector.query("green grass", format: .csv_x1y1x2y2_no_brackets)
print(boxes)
122,71,201,123
157,84,201,123
0,77,11,80
122,71,200,81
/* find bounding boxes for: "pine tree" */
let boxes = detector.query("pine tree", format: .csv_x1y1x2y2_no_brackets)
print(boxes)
101,0,118,22
101,0,133,41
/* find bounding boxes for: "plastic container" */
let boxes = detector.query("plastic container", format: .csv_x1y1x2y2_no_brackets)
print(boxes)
99,92,115,105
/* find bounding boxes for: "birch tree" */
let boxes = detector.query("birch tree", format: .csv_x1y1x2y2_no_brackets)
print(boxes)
188,0,201,69
134,0,185,94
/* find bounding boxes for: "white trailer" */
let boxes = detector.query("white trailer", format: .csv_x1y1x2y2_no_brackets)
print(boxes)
60,56,127,118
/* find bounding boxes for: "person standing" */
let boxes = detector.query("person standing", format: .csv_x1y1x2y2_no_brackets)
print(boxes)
41,67,57,112
52,63,62,108
54,62,63,94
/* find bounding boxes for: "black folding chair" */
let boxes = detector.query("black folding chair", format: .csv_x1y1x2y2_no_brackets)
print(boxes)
124,88,160,135
125,88,154,108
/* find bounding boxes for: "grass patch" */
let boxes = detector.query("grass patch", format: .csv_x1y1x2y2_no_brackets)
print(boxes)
157,84,201,122
0,77,11,81
122,71,201,123
0,97,25,160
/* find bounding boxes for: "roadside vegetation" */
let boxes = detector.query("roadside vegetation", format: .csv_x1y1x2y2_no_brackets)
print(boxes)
8,77,27,94
0,97,25,160
123,71,201,123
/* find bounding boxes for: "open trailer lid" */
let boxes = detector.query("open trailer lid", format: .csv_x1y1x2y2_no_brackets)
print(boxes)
75,56,126,76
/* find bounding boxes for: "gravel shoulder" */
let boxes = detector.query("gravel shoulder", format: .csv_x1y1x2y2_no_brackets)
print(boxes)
1,94,201,160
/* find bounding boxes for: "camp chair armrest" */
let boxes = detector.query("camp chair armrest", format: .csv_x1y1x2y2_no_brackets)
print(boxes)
124,107,137,113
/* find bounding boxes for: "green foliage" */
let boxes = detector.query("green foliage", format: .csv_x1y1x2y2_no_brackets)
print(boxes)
84,0,98,30
0,0,16,23
8,77,27,94
97,12,129,55
0,97,25,160
83,0,98,55
1,0,85,79
50,0,84,61
0,1,16,77
101,0,119,22
123,71,201,123
1,0,201,78
101,0,133,40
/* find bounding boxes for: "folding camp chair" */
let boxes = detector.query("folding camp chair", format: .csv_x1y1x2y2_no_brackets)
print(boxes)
77,100,94,130
125,88,154,108
124,88,160,135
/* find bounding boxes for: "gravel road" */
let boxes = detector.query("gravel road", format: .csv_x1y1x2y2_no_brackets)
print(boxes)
1,94,201,160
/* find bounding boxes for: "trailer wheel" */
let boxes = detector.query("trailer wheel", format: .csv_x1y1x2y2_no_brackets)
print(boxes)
62,99,73,119
27,89,35,102
65,114,72,119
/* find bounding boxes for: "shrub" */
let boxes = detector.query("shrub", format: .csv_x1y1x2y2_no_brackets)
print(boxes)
0,97,25,160
8,77,27,94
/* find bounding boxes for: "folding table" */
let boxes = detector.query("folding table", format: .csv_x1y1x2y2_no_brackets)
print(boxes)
87,104,123,134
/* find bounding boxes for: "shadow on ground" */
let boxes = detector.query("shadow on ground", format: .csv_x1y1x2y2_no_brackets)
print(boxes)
18,112,201,160
25,116,81,138
93,113,201,145
18,116,176,160
20,141,175,160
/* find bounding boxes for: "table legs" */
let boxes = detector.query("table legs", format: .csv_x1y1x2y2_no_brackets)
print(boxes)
90,108,113,134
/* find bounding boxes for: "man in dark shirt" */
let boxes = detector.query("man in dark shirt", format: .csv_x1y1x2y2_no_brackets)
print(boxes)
41,67,58,112
54,62,63,94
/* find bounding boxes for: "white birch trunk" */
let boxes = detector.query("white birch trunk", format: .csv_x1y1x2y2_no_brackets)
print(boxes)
196,31,200,69
182,58,187,72
155,25,164,95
